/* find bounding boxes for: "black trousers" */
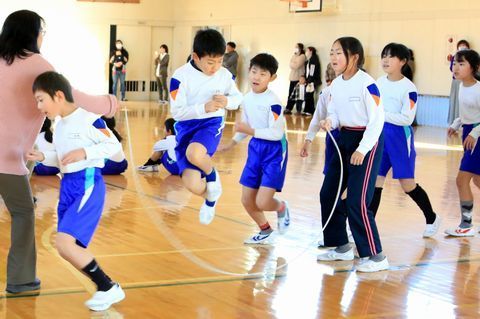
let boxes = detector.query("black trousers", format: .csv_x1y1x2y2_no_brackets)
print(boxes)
285,81,298,111
320,128,384,258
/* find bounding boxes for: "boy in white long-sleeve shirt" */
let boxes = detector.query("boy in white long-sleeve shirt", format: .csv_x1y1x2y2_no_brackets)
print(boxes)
169,29,242,225
26,72,125,311
219,53,290,244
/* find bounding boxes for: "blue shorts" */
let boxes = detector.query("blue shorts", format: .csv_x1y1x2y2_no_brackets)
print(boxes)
101,159,128,175
378,123,416,179
323,128,340,175
33,163,60,176
460,124,480,175
161,152,180,175
58,167,105,248
240,137,288,192
174,117,224,175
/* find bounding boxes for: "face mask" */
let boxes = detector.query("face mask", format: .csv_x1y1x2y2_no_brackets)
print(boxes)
295,48,299,54
116,44,123,50
306,51,312,59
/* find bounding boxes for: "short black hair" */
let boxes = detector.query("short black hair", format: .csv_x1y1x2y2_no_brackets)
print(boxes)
381,42,412,80
165,118,176,135
227,42,236,49
102,116,123,142
455,49,480,76
249,53,278,75
0,10,44,65
32,71,74,103
335,36,365,69
193,29,226,58
160,44,169,53
457,39,470,50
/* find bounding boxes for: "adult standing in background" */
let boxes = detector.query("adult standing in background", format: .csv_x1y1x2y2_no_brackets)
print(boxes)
284,43,306,115
223,41,239,79
448,39,470,124
303,46,321,116
110,39,129,101
154,44,170,104
0,9,118,294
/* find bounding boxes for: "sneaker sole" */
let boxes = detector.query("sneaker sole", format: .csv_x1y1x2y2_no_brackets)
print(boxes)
86,293,125,311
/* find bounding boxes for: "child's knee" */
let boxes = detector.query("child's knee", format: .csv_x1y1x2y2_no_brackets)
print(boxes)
456,173,470,188
186,145,206,165
56,236,73,259
473,175,480,188
255,197,270,211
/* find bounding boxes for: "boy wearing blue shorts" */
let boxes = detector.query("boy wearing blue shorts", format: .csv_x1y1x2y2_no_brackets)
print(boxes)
219,53,290,244
169,29,242,224
138,118,180,175
27,72,125,311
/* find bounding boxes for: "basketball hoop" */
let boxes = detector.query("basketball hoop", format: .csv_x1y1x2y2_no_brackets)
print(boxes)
280,0,308,7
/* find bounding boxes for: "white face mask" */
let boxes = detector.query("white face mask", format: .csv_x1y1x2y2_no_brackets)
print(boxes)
306,51,312,59
116,44,123,50
295,48,299,54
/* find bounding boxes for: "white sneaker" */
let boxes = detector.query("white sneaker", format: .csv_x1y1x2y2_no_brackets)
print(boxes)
206,168,222,202
317,248,354,261
277,201,290,234
444,226,475,237
199,202,216,225
137,165,158,172
85,283,125,312
356,257,389,272
423,215,442,238
244,231,275,245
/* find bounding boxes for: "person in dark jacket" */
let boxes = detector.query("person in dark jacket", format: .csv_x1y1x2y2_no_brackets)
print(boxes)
303,46,321,116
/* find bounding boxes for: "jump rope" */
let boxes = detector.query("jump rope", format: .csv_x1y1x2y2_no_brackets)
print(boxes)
123,108,343,277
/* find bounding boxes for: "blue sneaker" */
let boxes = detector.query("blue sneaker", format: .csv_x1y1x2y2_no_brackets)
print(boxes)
244,231,275,245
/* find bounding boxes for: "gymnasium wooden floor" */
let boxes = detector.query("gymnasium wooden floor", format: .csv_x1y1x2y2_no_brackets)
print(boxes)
1,101,479,319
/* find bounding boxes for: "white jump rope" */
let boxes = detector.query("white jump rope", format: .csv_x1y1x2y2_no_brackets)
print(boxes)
123,108,343,277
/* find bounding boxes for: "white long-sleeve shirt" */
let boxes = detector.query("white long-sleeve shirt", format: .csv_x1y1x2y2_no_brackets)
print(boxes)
232,89,286,143
153,134,177,161
35,132,55,154
306,85,331,141
377,75,417,126
327,70,385,155
169,62,242,121
42,108,121,173
450,81,480,139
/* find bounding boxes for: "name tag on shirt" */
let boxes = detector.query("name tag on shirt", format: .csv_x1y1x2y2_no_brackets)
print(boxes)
349,96,361,102
68,133,81,139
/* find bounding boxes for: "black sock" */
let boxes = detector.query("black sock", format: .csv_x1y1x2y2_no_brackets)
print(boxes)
143,158,158,166
369,187,383,218
82,259,114,292
406,184,436,224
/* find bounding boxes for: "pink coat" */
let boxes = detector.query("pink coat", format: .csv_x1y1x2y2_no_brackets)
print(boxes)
0,53,119,175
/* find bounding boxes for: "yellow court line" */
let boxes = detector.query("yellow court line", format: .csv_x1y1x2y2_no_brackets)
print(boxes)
96,246,249,258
